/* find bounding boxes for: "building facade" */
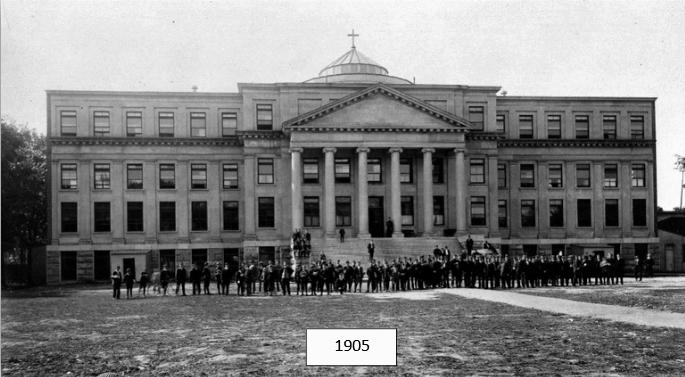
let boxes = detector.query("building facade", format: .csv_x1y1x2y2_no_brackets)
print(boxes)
46,45,658,283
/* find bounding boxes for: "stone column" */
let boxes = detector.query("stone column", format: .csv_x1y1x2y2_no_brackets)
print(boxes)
455,149,467,235
290,147,303,231
389,147,403,238
323,147,337,238
356,147,370,238
422,148,435,236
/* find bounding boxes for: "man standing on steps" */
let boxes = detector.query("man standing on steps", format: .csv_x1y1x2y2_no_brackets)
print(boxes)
367,240,375,262
385,217,394,237
465,234,474,256
339,228,345,243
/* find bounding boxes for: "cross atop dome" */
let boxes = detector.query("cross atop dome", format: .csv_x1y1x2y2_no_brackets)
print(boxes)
347,29,359,49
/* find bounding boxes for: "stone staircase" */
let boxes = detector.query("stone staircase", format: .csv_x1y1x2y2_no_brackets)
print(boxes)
309,237,464,263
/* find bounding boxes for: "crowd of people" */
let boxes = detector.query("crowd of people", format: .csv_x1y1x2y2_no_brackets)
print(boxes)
109,244,656,299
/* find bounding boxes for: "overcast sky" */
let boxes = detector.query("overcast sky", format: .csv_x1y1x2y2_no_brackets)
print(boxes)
2,0,684,209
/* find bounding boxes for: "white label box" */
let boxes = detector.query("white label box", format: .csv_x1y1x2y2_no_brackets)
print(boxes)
306,328,397,366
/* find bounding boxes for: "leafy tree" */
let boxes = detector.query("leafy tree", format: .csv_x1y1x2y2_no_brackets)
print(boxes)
1,117,47,285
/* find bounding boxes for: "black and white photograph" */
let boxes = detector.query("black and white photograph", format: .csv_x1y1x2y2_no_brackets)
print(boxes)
2,0,685,375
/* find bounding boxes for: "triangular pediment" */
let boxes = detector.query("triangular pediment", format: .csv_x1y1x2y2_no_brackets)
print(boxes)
283,84,472,132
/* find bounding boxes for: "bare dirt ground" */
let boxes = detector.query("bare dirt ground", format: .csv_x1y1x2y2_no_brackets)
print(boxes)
2,284,685,376
518,277,685,314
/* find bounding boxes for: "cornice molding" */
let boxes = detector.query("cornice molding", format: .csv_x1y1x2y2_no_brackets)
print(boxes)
497,139,656,148
49,136,243,147
290,126,465,133
466,133,504,141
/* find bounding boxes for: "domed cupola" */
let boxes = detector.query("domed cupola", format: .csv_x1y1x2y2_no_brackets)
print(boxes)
305,30,412,85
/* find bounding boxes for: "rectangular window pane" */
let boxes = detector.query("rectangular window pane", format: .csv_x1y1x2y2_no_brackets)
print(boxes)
190,112,206,137
496,113,506,133
221,112,237,136
303,158,319,184
547,114,561,139
159,164,175,189
127,201,144,232
401,196,414,226
549,199,564,227
127,164,143,189
498,200,507,228
94,163,110,189
191,163,207,189
470,196,486,226
603,115,617,139
470,159,485,184
61,163,78,189
575,115,589,139
126,111,142,137
256,104,273,130
93,111,110,136
368,158,382,183
400,159,412,183
159,201,176,231
433,196,444,226
336,196,352,226
303,197,320,227
603,164,618,188
521,200,536,227
468,106,484,130
548,164,563,188
519,114,534,138
60,110,77,136
335,158,351,183
632,199,647,226
223,163,239,189
258,197,275,227
577,199,592,227
631,164,646,187
432,158,444,184
158,112,174,137
223,201,239,230
605,199,619,227
520,164,535,188
191,201,208,231
258,158,274,184
630,115,644,139
61,202,78,233
576,164,591,188
94,202,111,232
497,163,506,188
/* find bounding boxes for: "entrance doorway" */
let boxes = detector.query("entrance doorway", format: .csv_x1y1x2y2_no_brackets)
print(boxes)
61,251,77,281
368,196,384,238
123,258,136,278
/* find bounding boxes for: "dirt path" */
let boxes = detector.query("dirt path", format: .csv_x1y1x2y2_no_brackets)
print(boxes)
444,288,685,329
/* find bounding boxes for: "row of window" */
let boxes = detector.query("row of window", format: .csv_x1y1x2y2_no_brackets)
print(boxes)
306,157,445,184
60,200,244,234
484,198,648,228
470,161,647,189
495,113,646,139
59,104,273,137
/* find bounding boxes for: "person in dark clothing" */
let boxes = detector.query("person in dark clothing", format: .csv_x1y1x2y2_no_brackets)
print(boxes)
111,266,122,299
221,263,232,295
634,256,643,281
385,218,394,237
160,266,171,296
367,241,375,262
190,264,202,295
202,263,212,295
339,228,345,243
214,263,223,294
281,262,293,295
615,255,625,285
176,263,187,296
139,271,149,297
124,268,135,299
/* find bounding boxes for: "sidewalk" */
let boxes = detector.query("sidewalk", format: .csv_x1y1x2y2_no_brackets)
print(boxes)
445,288,685,329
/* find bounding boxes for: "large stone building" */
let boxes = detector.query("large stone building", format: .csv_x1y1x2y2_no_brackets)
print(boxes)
46,40,658,283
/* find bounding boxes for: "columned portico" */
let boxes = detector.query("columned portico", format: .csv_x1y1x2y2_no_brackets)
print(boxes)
422,148,435,236
323,147,337,238
290,147,303,231
455,149,467,235
389,147,403,237
356,147,370,238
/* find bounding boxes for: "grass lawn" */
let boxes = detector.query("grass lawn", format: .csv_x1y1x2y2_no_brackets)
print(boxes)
2,285,685,376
